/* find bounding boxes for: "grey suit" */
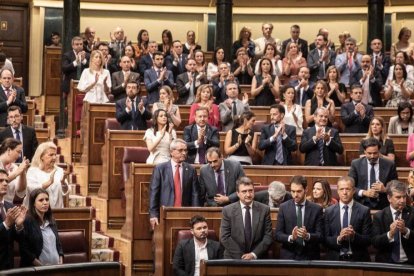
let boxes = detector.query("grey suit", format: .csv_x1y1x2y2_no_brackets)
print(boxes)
199,159,245,206
220,201,273,259
307,48,336,82
219,99,250,132
111,70,140,102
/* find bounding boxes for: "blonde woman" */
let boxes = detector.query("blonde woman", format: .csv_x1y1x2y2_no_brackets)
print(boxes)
152,85,181,128
189,84,220,128
304,80,335,127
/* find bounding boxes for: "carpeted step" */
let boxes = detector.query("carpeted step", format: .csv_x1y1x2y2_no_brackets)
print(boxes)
92,232,114,249
68,194,91,207
91,248,120,262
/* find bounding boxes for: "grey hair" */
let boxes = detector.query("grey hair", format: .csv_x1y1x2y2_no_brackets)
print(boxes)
169,138,187,151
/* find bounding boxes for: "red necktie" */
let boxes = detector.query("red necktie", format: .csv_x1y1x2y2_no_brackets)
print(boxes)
173,164,182,207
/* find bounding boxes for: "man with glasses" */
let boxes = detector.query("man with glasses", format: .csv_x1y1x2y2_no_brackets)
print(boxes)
149,139,200,230
0,106,38,162
199,147,245,206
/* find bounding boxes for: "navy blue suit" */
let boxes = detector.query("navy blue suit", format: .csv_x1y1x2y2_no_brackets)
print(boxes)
289,80,314,107
144,68,174,104
165,54,188,81
138,54,153,77
0,201,18,270
258,123,297,165
0,125,39,161
183,124,220,164
149,161,200,219
115,96,151,130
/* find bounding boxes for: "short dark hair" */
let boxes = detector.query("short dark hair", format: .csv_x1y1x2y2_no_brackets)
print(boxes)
7,105,22,114
397,101,413,121
0,168,8,176
236,176,253,192
189,215,207,228
290,175,307,190
386,180,407,197
153,51,164,59
270,104,285,115
97,42,109,49
350,84,363,92
362,137,382,150
186,57,196,64
206,147,222,158
51,32,60,38
0,138,21,155
28,188,54,225
126,80,139,87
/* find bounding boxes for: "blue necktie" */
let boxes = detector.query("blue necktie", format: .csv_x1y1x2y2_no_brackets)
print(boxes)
318,139,324,166
15,129,22,163
391,211,401,263
342,205,349,228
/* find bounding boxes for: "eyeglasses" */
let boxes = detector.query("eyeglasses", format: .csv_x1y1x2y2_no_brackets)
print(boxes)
8,115,21,119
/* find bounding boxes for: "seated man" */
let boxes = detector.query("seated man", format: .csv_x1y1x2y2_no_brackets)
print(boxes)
220,176,273,259
289,66,313,107
111,55,140,102
275,175,323,260
254,181,292,208
183,107,219,165
199,147,245,206
340,84,374,133
173,215,223,276
372,180,414,264
115,81,151,130
324,176,372,261
219,81,250,132
0,69,28,127
299,107,344,166
258,104,297,165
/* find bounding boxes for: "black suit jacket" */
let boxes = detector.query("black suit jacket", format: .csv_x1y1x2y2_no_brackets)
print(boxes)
183,124,220,164
324,201,372,261
61,50,90,93
281,38,308,59
111,70,140,102
0,125,38,161
340,101,374,133
0,86,28,127
175,72,209,105
173,238,223,276
307,48,336,82
199,159,245,206
371,53,391,86
258,123,297,165
0,201,17,270
372,206,414,264
289,80,314,107
254,190,292,207
275,200,323,260
351,68,383,107
165,54,188,81
212,78,240,105
115,96,151,130
299,126,344,166
349,157,398,210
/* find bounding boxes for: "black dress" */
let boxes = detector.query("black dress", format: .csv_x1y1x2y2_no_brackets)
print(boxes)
253,74,276,106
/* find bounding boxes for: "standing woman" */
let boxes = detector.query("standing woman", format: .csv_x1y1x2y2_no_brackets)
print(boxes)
406,133,414,168
390,27,414,64
251,58,280,106
384,63,414,107
282,42,307,83
144,109,176,164
207,47,229,81
122,44,139,72
134,29,149,59
304,80,335,127
158,29,173,57
255,43,283,78
194,50,208,82
224,111,258,165
77,50,111,103
388,101,414,134
19,188,64,267
281,85,303,134
152,85,181,128
232,47,253,85
231,26,255,60
189,84,220,129
325,65,346,107
23,142,69,208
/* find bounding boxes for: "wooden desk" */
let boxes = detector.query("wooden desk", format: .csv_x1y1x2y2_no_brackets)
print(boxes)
43,46,62,116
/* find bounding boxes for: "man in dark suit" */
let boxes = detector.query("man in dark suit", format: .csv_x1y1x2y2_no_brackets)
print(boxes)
351,54,383,107
289,66,313,107
149,139,200,230
307,34,336,83
176,58,208,105
349,138,398,210
144,51,174,104
111,55,140,102
372,180,414,264
0,169,26,270
97,42,118,75
138,41,158,77
165,40,188,81
281,25,308,59
340,84,374,133
173,215,223,276
199,147,245,206
324,176,372,261
183,107,219,164
259,104,297,165
308,28,335,52
61,36,89,95
182,30,202,56
275,175,323,260
254,181,292,208
0,69,28,127
220,176,273,259
299,107,344,166
115,81,151,130
0,106,38,161
212,63,240,105
370,38,391,86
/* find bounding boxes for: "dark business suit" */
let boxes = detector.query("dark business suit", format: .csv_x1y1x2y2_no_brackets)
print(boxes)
61,50,90,93
351,68,383,107
165,54,188,81
173,238,223,276
143,67,174,104
19,216,64,267
0,125,38,161
289,80,314,107
115,96,151,130
183,123,220,164
254,191,292,207
281,38,309,59
324,201,372,261
307,48,336,82
0,86,28,127
199,159,245,206
372,205,414,264
0,201,17,270
149,161,200,219
275,200,323,260
340,101,374,133
220,201,273,259
175,72,208,105
111,70,140,102
258,123,297,165
212,78,240,105
138,54,153,77
299,126,344,166
371,53,391,86
349,157,398,210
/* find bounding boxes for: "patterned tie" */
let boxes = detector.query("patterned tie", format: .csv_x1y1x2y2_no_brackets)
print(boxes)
0,202,6,221
76,55,82,79
15,129,22,163
216,169,225,195
296,204,304,247
5,88,10,98
173,164,182,207
318,139,324,166
391,211,401,263
275,129,284,165
244,205,252,253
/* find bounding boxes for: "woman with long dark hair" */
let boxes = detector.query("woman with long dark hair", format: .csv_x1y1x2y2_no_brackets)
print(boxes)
307,179,337,209
158,29,173,57
388,101,414,134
